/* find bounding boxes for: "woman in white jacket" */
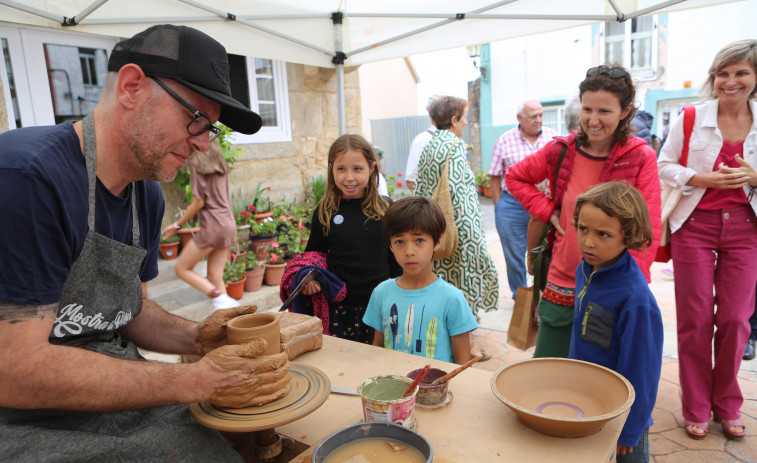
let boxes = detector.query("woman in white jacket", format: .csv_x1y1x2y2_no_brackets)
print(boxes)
658,39,757,441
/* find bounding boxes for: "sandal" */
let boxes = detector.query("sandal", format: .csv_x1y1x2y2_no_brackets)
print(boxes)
684,420,708,440
714,416,746,440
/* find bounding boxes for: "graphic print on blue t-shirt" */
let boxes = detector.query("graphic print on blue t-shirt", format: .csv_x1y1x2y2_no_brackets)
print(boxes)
364,277,477,363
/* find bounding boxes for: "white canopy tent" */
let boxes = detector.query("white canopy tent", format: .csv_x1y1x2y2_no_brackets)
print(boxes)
0,0,737,133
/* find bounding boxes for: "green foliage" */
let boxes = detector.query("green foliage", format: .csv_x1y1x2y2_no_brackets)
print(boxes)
172,124,241,205
276,218,306,255
223,258,246,282
251,217,278,236
306,175,326,209
267,242,286,264
385,172,406,199
243,253,259,270
159,234,180,244
475,171,490,187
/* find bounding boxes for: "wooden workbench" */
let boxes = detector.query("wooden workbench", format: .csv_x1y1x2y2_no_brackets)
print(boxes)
278,336,627,462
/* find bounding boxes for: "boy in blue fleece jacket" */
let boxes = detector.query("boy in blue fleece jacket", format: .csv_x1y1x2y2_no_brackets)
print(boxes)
569,182,663,463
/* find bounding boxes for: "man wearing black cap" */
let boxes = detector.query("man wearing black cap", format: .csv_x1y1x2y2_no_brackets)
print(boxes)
0,25,280,461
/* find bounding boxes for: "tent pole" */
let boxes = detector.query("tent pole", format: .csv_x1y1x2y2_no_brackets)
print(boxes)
0,0,62,23
333,12,346,136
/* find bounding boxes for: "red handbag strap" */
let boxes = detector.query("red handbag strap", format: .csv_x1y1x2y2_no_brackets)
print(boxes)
681,105,695,167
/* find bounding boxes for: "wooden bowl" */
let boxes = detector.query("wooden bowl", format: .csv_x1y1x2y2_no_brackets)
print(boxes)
490,358,635,438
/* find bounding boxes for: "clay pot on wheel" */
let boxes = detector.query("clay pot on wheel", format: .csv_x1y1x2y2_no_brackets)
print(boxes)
226,313,281,355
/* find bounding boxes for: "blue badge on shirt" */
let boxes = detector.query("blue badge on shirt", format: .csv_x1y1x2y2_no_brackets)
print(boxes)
333,214,344,225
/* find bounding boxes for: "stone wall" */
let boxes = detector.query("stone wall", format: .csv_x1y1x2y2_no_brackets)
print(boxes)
161,62,363,225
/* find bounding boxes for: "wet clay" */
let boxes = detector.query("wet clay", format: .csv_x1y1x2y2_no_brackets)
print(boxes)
207,342,291,408
196,304,258,354
324,438,426,463
278,312,323,360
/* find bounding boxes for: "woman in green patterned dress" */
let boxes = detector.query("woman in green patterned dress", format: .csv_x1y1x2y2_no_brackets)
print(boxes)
414,96,499,317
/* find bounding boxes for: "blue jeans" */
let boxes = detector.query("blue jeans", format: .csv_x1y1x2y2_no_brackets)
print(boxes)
616,428,649,463
494,191,530,299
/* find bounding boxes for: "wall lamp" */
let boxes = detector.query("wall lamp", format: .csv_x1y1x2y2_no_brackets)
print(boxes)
466,44,487,81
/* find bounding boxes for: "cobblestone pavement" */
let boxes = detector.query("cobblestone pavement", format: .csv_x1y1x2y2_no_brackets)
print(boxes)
472,196,757,462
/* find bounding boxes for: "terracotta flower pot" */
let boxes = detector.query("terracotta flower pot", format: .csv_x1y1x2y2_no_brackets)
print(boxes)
244,266,266,292
483,185,492,197
264,262,287,286
177,227,200,250
159,242,179,260
254,211,273,223
226,313,281,355
225,276,247,300
250,234,277,260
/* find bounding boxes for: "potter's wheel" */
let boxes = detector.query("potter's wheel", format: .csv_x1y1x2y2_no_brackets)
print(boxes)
189,363,330,432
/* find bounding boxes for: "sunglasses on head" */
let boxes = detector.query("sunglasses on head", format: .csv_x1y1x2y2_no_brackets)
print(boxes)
586,66,629,80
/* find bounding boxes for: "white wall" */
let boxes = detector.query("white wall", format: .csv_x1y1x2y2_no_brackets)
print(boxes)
664,1,757,93
488,0,757,126
358,57,419,142
490,27,593,126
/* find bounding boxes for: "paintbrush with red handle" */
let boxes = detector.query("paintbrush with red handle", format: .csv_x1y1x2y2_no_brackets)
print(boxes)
402,364,431,398
429,355,482,386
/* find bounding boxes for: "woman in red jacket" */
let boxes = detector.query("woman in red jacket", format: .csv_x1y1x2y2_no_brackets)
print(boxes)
505,65,661,358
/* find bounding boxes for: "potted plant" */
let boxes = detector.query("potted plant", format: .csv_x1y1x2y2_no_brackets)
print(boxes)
176,220,200,250
250,216,279,260
229,242,247,263
223,257,247,300
482,173,492,197
475,171,486,195
158,234,180,260
243,253,265,292
250,183,274,223
264,242,287,286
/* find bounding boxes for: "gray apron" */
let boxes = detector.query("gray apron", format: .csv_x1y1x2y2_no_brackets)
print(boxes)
0,115,242,463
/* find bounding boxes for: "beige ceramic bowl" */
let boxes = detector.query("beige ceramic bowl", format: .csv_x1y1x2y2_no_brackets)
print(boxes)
490,358,635,438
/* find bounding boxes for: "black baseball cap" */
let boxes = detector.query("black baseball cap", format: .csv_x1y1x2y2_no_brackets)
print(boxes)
108,24,262,135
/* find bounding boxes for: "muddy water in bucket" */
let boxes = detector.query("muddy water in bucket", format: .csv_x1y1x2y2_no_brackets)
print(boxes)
358,376,418,430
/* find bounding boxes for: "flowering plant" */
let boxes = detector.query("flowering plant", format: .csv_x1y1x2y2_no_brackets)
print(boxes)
243,253,260,270
223,258,246,282
267,242,286,264
386,172,406,199
251,216,278,236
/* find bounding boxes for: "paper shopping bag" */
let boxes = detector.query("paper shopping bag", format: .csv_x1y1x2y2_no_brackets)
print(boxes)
507,286,538,351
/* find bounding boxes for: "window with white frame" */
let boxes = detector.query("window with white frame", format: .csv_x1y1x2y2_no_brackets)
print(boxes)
600,16,658,80
0,25,116,129
0,26,291,143
227,54,291,144
542,105,566,135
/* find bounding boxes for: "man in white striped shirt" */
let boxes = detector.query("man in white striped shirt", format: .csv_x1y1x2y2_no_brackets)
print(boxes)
487,100,556,299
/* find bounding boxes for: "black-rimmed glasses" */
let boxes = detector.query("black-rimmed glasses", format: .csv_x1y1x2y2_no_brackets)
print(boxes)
149,77,221,142
586,65,630,81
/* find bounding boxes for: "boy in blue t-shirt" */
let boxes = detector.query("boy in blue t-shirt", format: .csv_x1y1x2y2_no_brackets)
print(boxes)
569,182,663,463
363,197,478,364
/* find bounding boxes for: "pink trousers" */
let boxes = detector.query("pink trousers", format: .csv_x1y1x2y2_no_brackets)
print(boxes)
672,205,757,422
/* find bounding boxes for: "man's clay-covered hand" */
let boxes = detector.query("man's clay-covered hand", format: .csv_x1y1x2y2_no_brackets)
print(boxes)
196,304,258,355
206,340,291,409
